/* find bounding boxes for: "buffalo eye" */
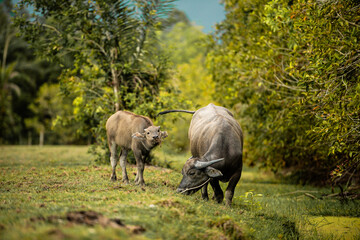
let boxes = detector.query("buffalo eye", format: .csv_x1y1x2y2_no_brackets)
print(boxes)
188,169,196,176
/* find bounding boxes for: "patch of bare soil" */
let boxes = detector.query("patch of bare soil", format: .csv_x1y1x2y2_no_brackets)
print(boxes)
30,210,145,234
208,218,245,240
47,228,68,240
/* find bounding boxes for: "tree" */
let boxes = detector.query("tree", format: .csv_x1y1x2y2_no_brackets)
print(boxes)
15,0,174,111
14,0,186,162
161,8,190,30
208,0,360,186
0,1,22,144
158,19,218,152
0,0,40,144
25,83,80,145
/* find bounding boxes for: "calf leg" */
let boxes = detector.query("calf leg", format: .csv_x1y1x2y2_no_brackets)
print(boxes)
134,150,145,186
210,179,224,203
225,171,241,206
109,142,118,181
119,148,129,184
201,182,209,201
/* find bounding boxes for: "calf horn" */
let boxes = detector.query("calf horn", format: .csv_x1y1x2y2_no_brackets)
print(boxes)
194,158,224,169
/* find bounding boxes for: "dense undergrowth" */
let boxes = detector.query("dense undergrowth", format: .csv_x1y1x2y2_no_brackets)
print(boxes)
0,146,359,239
208,0,360,186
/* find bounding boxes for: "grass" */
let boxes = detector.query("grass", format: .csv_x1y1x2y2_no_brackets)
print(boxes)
0,145,359,239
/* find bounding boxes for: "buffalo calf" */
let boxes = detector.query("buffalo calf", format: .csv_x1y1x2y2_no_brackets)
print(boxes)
106,111,167,186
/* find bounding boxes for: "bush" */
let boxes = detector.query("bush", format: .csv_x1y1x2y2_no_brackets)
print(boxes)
208,0,360,186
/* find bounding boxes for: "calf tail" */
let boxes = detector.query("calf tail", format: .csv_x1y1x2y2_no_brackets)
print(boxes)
156,110,195,117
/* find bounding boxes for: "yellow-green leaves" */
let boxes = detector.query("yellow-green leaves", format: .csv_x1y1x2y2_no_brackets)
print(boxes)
208,0,360,185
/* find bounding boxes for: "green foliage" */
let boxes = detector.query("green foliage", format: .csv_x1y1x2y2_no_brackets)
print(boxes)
160,21,207,65
287,0,360,185
208,0,360,185
13,0,191,162
158,20,218,153
235,190,263,211
0,0,65,144
0,1,31,143
0,61,21,143
14,0,175,111
25,83,85,145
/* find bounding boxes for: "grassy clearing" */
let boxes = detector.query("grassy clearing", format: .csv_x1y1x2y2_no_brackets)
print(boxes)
0,146,359,239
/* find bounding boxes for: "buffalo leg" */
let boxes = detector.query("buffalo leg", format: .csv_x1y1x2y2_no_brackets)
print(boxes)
201,182,209,201
119,148,129,184
210,179,224,203
225,171,241,206
109,142,118,181
133,150,145,186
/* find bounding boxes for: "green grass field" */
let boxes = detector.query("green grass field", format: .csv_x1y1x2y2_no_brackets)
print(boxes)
0,146,359,239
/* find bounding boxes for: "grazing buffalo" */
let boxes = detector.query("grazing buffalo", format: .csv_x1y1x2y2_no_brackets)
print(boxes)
158,103,243,206
106,111,168,186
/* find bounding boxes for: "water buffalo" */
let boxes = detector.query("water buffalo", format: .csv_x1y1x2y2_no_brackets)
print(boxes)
106,111,168,186
158,103,243,206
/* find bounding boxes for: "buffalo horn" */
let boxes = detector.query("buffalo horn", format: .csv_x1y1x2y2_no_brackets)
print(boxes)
194,158,224,169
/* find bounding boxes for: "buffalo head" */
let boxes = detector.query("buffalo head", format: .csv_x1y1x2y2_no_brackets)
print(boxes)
177,157,224,195
132,126,168,144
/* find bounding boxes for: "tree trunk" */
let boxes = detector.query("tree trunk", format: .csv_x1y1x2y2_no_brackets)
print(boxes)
39,130,44,146
112,74,120,112
110,48,120,112
28,131,32,145
2,26,13,72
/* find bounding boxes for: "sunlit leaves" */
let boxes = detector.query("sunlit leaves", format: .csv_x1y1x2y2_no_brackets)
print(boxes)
208,0,360,185
14,0,178,161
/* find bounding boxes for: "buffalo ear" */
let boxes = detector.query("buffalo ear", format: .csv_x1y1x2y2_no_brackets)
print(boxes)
132,132,146,139
160,131,168,139
205,166,223,178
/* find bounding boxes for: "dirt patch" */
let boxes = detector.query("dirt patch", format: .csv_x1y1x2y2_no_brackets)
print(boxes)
66,211,120,227
208,218,245,240
47,228,68,240
30,210,145,234
156,199,183,208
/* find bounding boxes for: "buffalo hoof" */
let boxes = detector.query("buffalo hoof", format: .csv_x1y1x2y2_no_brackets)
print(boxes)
225,191,234,206
225,200,232,207
122,179,129,184
212,195,223,204
110,175,117,181
202,195,209,201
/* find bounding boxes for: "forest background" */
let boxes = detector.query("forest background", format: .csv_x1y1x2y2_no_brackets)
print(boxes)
0,0,359,190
